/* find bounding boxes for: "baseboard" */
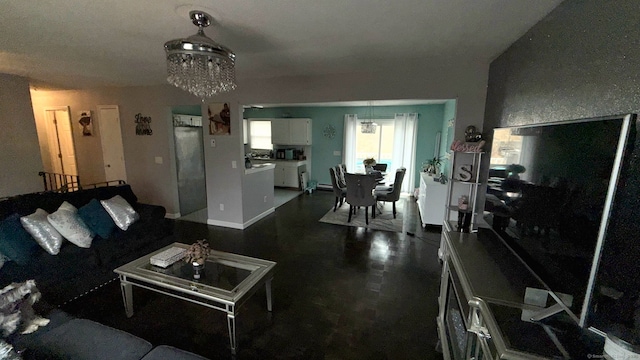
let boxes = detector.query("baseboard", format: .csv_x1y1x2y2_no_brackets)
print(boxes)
242,208,275,228
206,219,244,229
205,207,275,229
165,212,181,219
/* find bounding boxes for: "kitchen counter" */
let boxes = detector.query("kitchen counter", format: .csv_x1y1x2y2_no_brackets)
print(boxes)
244,162,275,175
252,158,307,164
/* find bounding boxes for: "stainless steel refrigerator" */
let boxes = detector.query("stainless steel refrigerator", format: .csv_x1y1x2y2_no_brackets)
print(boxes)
174,125,207,216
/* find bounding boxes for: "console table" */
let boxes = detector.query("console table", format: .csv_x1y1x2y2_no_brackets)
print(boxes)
437,222,603,359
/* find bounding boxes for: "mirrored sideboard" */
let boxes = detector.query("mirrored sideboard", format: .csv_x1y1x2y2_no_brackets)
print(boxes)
436,222,604,359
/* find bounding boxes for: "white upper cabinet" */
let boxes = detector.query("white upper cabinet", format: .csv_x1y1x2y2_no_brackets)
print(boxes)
271,118,312,145
271,119,290,144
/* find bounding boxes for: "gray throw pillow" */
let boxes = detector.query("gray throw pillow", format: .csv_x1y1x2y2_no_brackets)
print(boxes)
0,339,22,359
0,280,49,339
100,195,139,231
47,202,94,248
20,209,63,255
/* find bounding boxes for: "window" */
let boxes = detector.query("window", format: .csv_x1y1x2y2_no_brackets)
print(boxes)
344,113,417,193
354,120,394,173
249,120,273,150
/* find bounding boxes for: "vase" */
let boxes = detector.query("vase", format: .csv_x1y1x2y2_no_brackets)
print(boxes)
192,262,204,279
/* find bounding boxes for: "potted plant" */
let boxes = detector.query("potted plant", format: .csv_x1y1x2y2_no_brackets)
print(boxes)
184,240,211,279
363,157,376,167
423,157,442,175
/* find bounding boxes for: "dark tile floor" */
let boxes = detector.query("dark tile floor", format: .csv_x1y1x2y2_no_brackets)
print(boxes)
62,191,445,360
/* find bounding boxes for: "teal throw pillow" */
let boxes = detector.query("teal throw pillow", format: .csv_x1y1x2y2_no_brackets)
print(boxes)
0,214,39,265
78,199,116,239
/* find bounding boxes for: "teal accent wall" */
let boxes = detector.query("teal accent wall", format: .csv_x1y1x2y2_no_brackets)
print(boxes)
171,105,202,116
243,103,452,188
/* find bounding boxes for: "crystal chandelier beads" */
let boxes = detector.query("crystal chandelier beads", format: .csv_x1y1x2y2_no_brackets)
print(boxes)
361,121,377,134
164,11,236,99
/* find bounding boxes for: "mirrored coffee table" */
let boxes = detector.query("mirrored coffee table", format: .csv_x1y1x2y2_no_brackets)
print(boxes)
114,242,276,355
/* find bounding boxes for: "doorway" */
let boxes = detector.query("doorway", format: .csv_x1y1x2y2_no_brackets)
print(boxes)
97,105,127,182
44,106,77,189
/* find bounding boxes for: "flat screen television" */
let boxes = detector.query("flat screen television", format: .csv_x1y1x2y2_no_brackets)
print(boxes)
483,114,637,330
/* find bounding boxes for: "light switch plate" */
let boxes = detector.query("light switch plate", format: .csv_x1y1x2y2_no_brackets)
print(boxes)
333,151,341,156
232,161,237,168
154,156,163,164
210,139,216,147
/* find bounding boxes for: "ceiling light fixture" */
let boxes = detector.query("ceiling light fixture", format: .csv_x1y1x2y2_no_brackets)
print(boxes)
164,10,236,100
361,102,377,134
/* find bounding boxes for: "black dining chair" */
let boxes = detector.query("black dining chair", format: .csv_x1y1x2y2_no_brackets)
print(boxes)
374,167,406,219
334,164,347,188
329,167,347,211
372,163,388,172
345,173,378,225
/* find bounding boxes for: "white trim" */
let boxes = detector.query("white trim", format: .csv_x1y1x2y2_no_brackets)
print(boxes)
207,219,244,229
242,208,276,228
165,212,181,219
206,208,275,229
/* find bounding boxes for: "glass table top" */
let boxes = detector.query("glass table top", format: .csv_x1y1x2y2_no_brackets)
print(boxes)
139,259,253,292
115,243,276,301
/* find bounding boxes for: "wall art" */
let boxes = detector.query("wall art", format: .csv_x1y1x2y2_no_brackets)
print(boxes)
135,113,152,135
78,110,93,136
207,103,231,135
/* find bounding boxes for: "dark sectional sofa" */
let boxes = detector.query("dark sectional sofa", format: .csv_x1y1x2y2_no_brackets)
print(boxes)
0,184,211,359
11,309,207,360
0,184,174,306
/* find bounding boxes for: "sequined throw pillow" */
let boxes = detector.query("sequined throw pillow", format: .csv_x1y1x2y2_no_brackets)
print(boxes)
100,195,139,231
47,202,94,248
20,209,63,255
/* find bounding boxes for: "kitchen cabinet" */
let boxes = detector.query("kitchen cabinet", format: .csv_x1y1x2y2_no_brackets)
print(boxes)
254,159,307,188
271,118,312,145
271,119,290,144
274,164,300,188
417,173,448,226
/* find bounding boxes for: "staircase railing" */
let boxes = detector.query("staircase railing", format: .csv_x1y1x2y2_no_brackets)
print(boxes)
38,171,81,193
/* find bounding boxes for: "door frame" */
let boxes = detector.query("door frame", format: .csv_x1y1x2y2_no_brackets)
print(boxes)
43,106,77,175
97,105,127,182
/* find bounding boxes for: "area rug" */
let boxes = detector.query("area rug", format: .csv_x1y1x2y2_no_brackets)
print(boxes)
319,200,404,232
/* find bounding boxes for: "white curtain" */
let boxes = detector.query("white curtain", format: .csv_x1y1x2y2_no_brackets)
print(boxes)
390,113,418,193
343,112,417,193
343,114,358,171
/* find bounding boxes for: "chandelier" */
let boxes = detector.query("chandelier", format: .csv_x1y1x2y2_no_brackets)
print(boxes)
360,120,377,134
164,11,236,99
361,102,377,133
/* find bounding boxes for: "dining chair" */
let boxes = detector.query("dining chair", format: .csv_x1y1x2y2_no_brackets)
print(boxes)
374,167,406,218
372,163,388,172
345,173,378,225
329,167,347,211
334,164,347,188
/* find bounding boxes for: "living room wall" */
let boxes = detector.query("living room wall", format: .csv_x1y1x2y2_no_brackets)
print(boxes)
484,0,640,129
482,0,640,338
23,57,489,226
0,74,43,197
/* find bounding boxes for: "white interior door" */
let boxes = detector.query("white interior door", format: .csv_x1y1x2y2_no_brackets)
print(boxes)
44,107,77,176
97,105,127,182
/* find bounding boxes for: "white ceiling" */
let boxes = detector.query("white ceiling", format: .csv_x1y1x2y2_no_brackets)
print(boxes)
0,0,563,91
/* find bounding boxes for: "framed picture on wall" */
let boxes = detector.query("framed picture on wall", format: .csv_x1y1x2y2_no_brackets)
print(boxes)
78,110,93,136
208,103,231,135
